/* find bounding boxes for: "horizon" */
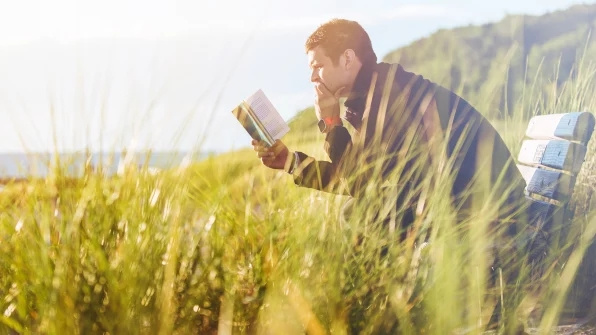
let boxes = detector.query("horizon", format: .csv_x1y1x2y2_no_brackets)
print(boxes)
0,0,592,155
0,150,212,179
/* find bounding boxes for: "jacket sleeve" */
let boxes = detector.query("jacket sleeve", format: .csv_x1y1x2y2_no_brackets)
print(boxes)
292,126,352,194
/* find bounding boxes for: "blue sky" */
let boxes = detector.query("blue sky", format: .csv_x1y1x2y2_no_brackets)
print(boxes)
0,0,592,153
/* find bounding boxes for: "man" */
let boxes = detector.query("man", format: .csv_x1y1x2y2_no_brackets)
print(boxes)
253,18,532,331
253,18,527,233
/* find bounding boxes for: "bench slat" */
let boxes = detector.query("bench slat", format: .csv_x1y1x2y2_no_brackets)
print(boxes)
525,197,565,232
526,197,556,231
525,112,596,145
518,140,587,174
517,165,575,202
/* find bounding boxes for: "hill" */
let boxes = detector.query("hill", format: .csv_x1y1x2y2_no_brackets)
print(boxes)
383,4,596,119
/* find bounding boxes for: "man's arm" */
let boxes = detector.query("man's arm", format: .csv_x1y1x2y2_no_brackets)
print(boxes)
251,129,352,195
292,125,352,193
285,78,352,193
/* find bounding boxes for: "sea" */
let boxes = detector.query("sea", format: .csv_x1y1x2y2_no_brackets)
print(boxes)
0,151,211,180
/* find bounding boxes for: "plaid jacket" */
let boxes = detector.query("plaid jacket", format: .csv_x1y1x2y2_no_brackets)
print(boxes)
293,62,526,226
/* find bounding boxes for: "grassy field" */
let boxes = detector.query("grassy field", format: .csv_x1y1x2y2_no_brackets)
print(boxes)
1,61,596,334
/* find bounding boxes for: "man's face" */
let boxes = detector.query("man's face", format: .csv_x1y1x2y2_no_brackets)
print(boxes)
308,46,351,96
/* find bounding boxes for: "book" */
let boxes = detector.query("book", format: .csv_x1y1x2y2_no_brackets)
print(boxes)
231,89,290,146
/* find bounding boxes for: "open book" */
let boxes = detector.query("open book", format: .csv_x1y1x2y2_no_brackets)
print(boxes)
231,89,290,146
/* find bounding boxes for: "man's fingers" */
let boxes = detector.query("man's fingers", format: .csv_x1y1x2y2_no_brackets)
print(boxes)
269,140,288,155
270,140,283,151
315,84,331,98
314,85,323,96
257,151,274,158
254,139,287,169
256,145,275,157
252,139,270,147
315,83,345,100
314,84,343,113
252,140,266,152
261,155,278,167
253,141,271,152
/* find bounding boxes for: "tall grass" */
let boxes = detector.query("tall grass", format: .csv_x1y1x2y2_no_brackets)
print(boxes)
1,58,596,334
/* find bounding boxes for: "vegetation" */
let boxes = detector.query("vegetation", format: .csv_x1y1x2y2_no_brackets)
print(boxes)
1,4,596,334
382,4,596,120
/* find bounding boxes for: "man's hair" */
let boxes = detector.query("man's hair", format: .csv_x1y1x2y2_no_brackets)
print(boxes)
305,19,377,65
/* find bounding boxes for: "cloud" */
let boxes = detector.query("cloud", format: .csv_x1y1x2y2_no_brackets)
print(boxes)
257,4,471,35
158,3,471,37
0,1,470,44
378,4,470,21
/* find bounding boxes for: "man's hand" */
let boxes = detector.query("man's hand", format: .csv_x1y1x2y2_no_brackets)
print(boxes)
252,139,291,170
314,84,345,120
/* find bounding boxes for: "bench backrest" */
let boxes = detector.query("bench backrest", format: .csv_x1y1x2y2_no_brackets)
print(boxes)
517,111,595,319
517,111,595,231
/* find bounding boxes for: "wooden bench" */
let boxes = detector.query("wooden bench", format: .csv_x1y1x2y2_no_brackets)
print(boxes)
516,111,596,321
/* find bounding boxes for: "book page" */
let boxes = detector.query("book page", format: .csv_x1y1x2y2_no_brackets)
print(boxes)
245,89,290,140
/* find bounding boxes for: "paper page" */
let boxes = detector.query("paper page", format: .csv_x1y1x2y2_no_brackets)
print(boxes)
245,89,290,140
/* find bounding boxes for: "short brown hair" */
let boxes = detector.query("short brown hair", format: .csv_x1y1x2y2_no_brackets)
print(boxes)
305,19,377,65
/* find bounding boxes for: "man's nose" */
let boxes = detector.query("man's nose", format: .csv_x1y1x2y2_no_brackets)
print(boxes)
310,69,319,83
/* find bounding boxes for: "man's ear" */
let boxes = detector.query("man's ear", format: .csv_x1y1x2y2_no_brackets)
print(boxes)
343,49,357,70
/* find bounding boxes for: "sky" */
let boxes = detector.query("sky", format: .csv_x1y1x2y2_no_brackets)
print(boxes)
0,0,592,154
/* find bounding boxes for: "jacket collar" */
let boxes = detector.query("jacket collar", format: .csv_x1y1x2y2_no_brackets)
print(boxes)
343,61,378,129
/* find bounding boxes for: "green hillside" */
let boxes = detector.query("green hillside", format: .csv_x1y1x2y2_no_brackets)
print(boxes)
383,4,596,119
